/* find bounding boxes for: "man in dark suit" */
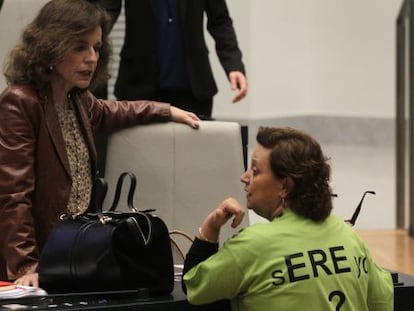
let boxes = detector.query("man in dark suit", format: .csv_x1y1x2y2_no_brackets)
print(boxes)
99,0,247,119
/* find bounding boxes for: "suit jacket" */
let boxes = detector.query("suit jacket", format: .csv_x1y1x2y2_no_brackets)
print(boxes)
100,0,245,101
0,84,170,280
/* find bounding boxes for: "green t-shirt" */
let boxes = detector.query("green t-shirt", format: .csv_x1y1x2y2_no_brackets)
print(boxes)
184,208,393,311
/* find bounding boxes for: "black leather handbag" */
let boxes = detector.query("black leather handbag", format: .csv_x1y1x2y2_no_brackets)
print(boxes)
39,172,174,295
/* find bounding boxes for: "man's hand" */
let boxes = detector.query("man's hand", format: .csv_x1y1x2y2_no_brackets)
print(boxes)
229,71,248,103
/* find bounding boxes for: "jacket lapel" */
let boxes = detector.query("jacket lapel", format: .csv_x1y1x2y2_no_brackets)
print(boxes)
44,99,71,178
71,94,97,175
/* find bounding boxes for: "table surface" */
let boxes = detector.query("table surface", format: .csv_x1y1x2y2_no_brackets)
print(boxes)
0,283,200,311
1,275,414,311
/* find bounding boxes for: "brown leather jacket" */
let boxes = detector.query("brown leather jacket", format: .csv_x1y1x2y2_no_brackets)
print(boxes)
0,85,170,280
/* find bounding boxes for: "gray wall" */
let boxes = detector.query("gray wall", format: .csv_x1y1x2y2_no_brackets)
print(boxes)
0,0,49,89
210,1,400,120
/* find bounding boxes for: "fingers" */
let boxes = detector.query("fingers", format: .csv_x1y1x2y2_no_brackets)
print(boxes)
229,71,248,103
183,110,200,121
14,273,39,287
186,112,200,129
232,88,247,103
215,198,245,229
224,199,245,228
230,207,245,228
170,106,200,129
199,198,245,242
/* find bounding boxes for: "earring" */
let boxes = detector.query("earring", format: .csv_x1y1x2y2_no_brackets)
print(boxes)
281,197,285,208
48,65,54,72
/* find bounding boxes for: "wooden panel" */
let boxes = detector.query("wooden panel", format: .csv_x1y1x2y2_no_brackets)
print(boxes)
357,229,414,275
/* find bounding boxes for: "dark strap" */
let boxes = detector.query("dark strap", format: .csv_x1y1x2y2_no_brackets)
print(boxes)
109,172,137,212
88,178,108,216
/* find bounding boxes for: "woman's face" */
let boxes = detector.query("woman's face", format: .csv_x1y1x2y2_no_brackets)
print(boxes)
52,26,102,93
241,144,286,220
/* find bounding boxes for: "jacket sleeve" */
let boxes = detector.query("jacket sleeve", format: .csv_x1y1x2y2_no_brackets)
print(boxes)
84,91,171,134
205,0,246,76
0,89,40,280
182,238,219,292
182,238,231,310
98,0,122,30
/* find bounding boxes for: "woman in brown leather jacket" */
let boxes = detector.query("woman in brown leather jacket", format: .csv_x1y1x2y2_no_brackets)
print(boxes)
0,0,199,287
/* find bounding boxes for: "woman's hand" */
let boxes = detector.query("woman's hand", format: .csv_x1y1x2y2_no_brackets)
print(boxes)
170,106,200,129
14,273,39,287
199,198,245,242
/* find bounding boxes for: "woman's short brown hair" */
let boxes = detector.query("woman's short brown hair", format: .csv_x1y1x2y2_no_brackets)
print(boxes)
257,126,333,221
4,0,112,93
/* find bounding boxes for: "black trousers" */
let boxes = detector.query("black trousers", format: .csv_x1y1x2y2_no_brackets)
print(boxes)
144,88,213,120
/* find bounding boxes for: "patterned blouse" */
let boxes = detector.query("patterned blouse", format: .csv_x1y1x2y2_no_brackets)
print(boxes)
55,97,92,215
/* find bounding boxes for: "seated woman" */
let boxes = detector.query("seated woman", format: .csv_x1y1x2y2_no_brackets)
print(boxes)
183,126,393,311
0,0,199,287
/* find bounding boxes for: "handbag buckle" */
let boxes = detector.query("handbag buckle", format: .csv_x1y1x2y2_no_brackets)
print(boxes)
99,215,112,224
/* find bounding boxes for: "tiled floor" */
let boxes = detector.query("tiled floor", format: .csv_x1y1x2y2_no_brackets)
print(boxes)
248,143,397,230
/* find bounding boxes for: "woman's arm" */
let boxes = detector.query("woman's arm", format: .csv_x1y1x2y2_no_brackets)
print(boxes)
84,92,199,133
0,88,40,281
182,198,245,308
182,239,219,292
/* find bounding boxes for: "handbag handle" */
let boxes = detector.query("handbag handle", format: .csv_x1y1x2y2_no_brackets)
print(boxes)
91,172,154,245
90,177,109,222
109,171,137,212
109,172,153,246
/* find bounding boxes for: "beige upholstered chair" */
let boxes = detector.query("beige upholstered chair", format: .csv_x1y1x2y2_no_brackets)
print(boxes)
103,121,249,250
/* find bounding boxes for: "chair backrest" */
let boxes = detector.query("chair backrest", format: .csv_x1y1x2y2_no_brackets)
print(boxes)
104,121,249,245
